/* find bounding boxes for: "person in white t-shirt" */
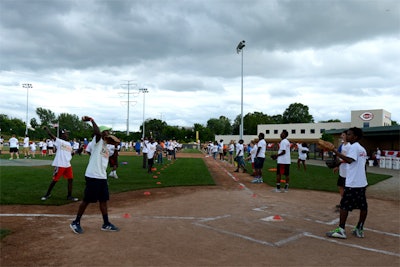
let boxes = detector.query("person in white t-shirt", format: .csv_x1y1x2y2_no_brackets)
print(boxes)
70,116,120,234
228,140,235,165
29,141,37,158
146,138,157,173
142,137,149,168
8,134,20,160
23,135,30,158
271,130,291,192
252,133,266,184
246,139,258,178
296,143,309,171
327,127,368,239
41,127,77,202
234,139,247,173
333,131,351,211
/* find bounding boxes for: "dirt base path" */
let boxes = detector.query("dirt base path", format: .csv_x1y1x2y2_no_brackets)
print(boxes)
1,153,399,266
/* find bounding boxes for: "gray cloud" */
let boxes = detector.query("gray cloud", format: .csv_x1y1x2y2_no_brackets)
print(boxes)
1,0,399,130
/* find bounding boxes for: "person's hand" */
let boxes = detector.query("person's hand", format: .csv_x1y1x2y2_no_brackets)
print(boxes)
271,154,278,160
82,116,92,122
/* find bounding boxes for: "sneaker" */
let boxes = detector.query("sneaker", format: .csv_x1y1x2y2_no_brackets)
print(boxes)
352,227,364,238
101,223,119,232
70,221,83,234
326,227,347,239
251,178,261,183
108,171,114,177
41,195,51,201
67,196,79,201
272,189,281,193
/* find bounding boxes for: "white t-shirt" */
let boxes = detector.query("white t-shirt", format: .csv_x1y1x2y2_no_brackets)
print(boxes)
211,144,218,153
147,141,157,159
47,139,54,148
250,144,258,162
73,141,80,150
23,137,29,148
236,143,244,157
277,138,291,164
297,143,309,161
346,142,368,188
107,144,115,157
339,143,351,178
52,138,73,167
9,137,19,148
256,139,266,158
142,140,149,153
30,143,37,151
229,143,234,152
85,136,109,179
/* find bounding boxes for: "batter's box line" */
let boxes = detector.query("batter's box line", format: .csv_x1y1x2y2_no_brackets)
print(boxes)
304,232,400,258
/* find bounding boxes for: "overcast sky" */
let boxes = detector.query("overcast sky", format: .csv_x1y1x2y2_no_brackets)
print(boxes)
1,0,399,132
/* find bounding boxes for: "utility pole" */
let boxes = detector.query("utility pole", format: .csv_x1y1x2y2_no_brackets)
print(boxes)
120,81,137,136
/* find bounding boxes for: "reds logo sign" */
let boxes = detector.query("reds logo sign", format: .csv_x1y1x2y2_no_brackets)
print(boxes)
360,112,374,121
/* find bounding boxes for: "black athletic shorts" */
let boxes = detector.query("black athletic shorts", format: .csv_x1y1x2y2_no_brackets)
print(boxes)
254,157,265,169
337,175,346,187
83,177,110,203
340,187,368,211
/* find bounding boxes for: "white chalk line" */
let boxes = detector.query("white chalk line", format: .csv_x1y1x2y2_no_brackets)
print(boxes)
2,212,399,257
304,232,400,257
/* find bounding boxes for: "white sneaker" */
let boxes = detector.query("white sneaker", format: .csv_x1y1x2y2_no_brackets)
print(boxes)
272,189,281,193
113,173,118,179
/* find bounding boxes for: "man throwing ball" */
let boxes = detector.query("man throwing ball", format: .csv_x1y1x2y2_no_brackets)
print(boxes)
70,116,120,234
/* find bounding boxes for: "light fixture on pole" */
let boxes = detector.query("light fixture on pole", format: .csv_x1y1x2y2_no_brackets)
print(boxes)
139,88,149,139
236,40,245,139
22,83,32,135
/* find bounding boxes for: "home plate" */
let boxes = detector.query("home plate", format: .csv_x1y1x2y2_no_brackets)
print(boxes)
261,215,283,222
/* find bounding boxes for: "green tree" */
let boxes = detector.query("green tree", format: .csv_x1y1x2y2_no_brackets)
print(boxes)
36,108,56,126
207,116,232,135
282,103,314,123
140,119,167,139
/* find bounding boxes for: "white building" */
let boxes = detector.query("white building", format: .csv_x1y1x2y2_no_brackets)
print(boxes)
215,109,392,144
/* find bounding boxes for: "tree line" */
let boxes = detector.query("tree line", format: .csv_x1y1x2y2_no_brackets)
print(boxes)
1,103,337,143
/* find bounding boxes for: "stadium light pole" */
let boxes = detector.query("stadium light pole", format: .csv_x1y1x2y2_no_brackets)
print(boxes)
139,88,149,139
22,83,32,135
236,40,245,139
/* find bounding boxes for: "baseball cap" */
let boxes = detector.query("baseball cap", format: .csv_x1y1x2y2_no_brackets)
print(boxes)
99,126,112,132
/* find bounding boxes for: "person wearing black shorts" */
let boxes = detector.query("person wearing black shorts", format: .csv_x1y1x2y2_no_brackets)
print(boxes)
327,127,368,239
70,116,120,234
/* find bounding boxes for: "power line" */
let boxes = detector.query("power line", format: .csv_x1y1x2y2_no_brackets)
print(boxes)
120,81,138,135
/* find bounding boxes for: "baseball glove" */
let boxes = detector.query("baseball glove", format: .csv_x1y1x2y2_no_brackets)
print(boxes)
270,154,278,160
317,139,335,151
105,135,120,144
325,158,341,169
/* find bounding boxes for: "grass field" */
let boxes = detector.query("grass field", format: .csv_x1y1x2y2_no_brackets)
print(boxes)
0,149,391,206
